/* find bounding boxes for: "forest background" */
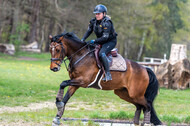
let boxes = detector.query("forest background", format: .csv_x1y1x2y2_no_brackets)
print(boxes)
0,0,190,60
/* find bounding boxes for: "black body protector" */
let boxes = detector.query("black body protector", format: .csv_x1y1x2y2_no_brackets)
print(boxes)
82,16,117,81
82,16,117,44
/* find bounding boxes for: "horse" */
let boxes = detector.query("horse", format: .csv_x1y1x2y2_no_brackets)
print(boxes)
49,32,162,126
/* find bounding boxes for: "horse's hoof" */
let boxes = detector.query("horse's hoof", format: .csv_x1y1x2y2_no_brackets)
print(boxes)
52,117,60,126
134,124,140,126
143,123,152,126
52,123,60,126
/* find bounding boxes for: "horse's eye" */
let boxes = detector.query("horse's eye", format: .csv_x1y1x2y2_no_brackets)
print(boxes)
56,49,60,53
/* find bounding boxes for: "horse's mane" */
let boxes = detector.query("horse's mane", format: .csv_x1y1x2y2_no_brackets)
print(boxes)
52,32,85,44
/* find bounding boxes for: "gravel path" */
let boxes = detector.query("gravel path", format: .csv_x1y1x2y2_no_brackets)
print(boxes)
0,101,118,114
0,101,55,114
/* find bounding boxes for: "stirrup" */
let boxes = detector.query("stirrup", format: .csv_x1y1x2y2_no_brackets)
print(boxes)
102,72,112,81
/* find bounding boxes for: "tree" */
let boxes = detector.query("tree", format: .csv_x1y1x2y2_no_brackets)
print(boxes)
105,0,153,60
0,0,189,60
146,0,187,59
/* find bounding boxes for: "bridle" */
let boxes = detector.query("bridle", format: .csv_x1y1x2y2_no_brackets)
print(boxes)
50,41,94,71
50,42,66,68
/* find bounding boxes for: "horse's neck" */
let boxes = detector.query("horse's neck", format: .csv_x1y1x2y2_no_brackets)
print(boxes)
66,42,97,75
65,41,87,60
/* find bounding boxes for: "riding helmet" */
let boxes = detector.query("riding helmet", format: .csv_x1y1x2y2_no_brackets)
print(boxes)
93,4,107,14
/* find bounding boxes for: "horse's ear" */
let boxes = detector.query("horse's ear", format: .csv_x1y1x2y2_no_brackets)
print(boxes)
49,35,53,40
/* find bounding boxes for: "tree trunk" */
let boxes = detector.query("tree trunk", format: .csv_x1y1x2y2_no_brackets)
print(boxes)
137,31,146,61
29,0,40,43
10,0,20,36
39,24,45,52
45,20,55,52
124,40,128,58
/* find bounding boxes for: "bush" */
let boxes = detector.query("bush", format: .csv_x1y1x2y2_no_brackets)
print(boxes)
9,23,29,51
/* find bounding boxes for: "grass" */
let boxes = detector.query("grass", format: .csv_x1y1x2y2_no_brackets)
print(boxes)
109,111,133,119
0,52,69,107
0,52,190,125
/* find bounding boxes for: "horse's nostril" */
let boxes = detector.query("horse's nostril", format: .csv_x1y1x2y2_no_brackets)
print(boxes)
51,67,58,72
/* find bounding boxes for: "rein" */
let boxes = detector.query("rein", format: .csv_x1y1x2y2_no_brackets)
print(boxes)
63,43,89,71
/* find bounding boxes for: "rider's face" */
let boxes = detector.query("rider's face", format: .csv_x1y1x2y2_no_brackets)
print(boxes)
95,13,104,20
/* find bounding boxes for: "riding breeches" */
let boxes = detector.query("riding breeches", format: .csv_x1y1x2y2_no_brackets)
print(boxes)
98,39,117,73
99,39,117,57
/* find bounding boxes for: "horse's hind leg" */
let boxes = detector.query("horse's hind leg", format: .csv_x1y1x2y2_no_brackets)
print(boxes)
134,104,143,125
114,88,151,125
134,97,151,125
114,89,142,125
130,95,150,124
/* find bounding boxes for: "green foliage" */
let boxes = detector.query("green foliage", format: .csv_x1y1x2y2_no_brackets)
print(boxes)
9,22,29,51
1,0,190,59
1,25,11,43
145,0,187,58
106,0,154,59
185,116,190,124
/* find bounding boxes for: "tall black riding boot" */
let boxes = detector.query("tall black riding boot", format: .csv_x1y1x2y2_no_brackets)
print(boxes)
101,53,112,81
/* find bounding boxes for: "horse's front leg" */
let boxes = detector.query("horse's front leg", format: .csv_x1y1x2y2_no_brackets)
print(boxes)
52,80,79,126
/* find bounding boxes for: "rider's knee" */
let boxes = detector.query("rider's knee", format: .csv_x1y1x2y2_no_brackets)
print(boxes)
99,52,106,58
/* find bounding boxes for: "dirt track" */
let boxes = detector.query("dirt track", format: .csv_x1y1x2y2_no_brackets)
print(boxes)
0,121,53,126
0,101,55,114
0,101,118,114
0,101,189,126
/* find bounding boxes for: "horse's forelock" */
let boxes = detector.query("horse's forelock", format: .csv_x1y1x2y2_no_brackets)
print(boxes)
52,37,57,42
52,34,64,43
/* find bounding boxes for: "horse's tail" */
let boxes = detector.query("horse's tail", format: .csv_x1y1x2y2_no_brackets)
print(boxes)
150,102,162,125
145,67,162,125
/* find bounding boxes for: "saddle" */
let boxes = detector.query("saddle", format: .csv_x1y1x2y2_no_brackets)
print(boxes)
87,45,127,89
94,45,127,72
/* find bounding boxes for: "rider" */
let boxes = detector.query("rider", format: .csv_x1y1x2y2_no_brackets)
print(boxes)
81,4,117,81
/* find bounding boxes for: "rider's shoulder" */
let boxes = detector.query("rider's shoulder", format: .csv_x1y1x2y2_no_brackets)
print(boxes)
102,17,112,27
104,16,111,21
89,18,96,24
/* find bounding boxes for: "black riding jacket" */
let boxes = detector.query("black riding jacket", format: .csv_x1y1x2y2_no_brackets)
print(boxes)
82,16,117,45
